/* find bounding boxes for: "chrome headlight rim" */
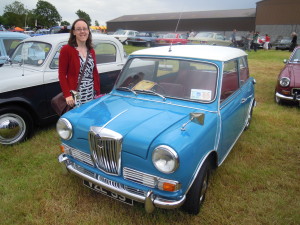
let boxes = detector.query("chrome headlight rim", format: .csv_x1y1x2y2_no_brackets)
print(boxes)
279,77,290,87
56,118,73,140
152,145,179,174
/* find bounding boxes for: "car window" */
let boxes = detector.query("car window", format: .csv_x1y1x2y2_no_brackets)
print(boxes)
3,39,23,56
239,56,249,85
94,42,117,63
116,58,218,102
221,60,239,101
216,34,224,40
11,41,51,66
49,44,65,69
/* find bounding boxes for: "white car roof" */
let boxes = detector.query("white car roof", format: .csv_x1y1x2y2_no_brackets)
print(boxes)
0,32,29,39
131,45,247,62
21,33,118,44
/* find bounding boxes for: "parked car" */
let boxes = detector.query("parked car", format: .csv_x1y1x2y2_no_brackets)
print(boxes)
275,46,300,105
155,33,188,46
188,32,231,46
0,33,127,145
272,37,292,50
57,45,256,215
31,29,50,36
0,32,29,67
111,29,138,45
127,31,159,47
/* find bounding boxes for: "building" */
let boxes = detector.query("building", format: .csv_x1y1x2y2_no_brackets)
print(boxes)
255,0,300,39
107,0,300,39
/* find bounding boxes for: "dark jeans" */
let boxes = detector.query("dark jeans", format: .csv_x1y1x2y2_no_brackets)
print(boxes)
253,43,259,52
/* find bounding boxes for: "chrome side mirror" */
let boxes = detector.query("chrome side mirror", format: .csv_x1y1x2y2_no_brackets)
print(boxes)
181,112,205,131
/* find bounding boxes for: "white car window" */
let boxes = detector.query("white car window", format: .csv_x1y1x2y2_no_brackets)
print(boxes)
11,41,51,66
94,42,117,64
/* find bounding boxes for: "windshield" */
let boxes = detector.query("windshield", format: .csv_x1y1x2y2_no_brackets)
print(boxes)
11,41,51,66
114,30,126,35
290,48,300,63
115,57,218,102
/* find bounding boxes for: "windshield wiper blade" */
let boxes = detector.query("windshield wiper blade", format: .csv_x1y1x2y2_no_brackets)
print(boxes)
116,86,137,95
139,89,166,101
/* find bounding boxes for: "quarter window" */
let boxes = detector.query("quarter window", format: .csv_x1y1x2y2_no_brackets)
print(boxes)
221,60,239,101
94,42,117,64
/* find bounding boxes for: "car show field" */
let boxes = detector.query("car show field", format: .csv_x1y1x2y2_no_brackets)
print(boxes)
0,46,299,225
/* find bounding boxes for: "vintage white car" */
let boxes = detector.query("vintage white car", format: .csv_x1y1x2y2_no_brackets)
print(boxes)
188,32,231,46
111,30,138,45
0,33,127,145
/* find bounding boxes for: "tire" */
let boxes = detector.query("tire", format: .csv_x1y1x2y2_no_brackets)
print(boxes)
244,99,255,130
0,106,34,145
182,159,211,215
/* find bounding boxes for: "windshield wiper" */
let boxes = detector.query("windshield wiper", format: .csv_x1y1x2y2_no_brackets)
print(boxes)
138,89,166,101
116,86,137,96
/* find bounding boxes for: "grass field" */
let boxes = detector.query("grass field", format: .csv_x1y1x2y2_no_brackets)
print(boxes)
0,47,299,225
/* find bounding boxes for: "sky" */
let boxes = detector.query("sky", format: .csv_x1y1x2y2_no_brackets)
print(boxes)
0,0,259,26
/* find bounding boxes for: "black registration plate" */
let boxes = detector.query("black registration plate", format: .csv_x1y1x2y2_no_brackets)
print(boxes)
83,180,133,206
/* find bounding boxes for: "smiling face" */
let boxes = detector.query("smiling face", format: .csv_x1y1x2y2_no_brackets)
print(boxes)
73,20,90,44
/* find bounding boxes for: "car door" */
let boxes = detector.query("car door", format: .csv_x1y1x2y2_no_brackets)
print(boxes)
218,59,245,162
93,40,125,93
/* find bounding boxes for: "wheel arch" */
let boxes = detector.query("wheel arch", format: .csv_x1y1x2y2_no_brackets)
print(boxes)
0,99,40,126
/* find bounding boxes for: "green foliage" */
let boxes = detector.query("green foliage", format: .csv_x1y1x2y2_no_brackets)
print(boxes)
95,20,99,26
75,9,91,26
34,0,61,27
0,48,299,224
4,1,28,15
61,21,70,26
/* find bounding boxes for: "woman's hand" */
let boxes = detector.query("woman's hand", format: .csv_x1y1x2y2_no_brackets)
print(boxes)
65,96,75,107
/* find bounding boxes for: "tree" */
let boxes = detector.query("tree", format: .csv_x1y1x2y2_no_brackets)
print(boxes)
4,1,27,15
34,0,61,28
3,1,29,27
75,10,91,26
95,20,99,26
61,21,70,26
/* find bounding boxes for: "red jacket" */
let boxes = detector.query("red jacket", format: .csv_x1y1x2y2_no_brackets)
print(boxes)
58,44,100,98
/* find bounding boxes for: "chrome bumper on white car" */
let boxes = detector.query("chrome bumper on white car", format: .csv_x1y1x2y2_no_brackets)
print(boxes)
58,154,185,213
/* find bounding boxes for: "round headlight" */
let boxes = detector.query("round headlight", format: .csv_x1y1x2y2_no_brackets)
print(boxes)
56,118,72,140
152,145,179,174
279,77,290,87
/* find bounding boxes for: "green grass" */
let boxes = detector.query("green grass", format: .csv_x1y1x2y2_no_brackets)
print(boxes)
0,47,299,225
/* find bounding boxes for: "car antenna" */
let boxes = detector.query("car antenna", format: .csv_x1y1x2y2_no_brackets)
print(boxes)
169,11,183,52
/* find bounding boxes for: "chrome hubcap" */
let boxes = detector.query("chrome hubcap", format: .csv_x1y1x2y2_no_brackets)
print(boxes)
0,113,26,144
199,173,208,202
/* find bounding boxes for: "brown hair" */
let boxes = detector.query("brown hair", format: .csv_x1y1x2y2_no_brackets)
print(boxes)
68,18,93,50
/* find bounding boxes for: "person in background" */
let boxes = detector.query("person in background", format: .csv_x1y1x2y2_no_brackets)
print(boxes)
252,31,260,52
289,32,298,52
58,25,70,33
263,34,271,50
189,30,195,38
245,31,254,51
58,18,100,107
231,29,237,47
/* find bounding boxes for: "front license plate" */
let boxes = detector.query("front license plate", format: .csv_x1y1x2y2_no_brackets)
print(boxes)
83,180,133,206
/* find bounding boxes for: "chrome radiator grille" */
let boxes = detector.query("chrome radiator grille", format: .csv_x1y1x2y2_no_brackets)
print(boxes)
89,127,123,175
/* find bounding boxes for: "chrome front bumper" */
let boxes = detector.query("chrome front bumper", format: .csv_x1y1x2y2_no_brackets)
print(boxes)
58,154,186,213
275,92,300,102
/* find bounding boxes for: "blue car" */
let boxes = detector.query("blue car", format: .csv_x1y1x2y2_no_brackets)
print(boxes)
57,45,256,214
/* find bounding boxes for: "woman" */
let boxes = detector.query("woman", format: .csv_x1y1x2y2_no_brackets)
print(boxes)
58,18,100,108
263,34,270,50
289,32,298,52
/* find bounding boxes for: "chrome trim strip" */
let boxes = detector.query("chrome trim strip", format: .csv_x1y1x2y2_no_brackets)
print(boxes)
110,93,218,114
276,92,300,101
59,154,186,212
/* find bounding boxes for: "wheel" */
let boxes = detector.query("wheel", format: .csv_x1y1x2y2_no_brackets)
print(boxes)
0,64,3,67
0,106,34,145
182,159,211,215
244,99,255,130
146,42,151,47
